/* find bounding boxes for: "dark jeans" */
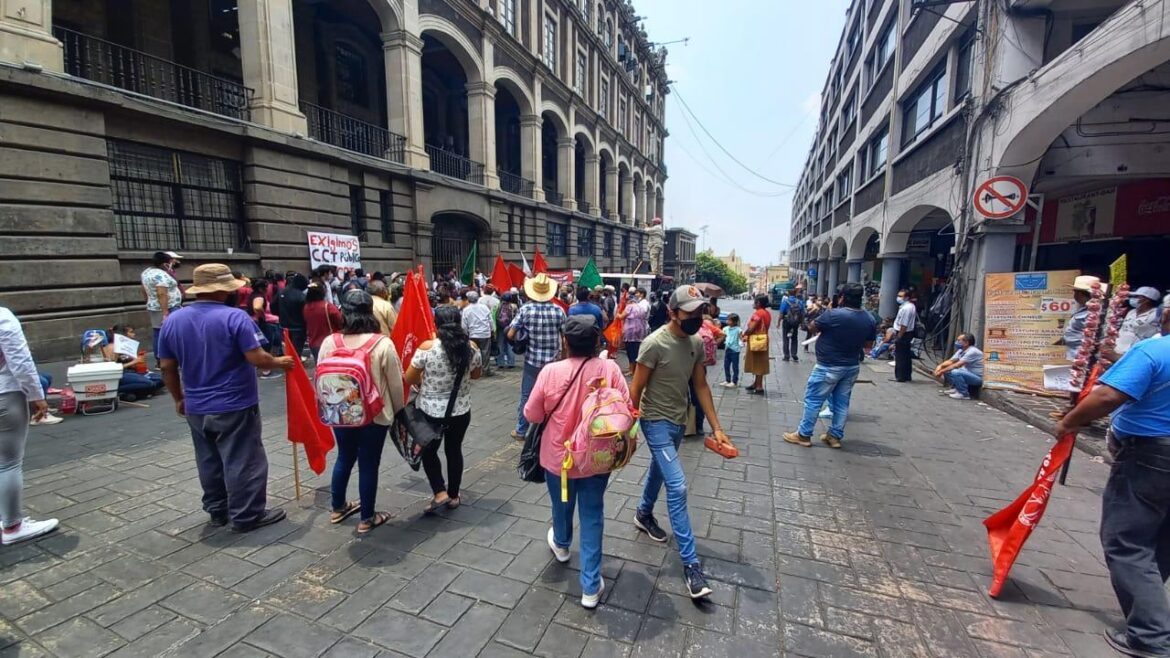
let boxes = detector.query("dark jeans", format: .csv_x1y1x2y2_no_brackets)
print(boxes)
186,405,268,526
782,321,801,360
152,327,162,367
894,333,913,382
688,368,707,435
119,372,164,396
331,422,387,521
516,362,544,434
625,341,642,370
1101,435,1170,652
723,349,740,384
287,328,307,359
421,412,471,498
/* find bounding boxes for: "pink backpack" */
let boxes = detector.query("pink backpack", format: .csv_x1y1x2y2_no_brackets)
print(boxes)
314,334,385,427
699,323,717,366
560,377,639,501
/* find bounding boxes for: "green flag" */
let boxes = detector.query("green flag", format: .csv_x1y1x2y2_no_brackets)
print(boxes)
460,242,477,286
578,258,603,289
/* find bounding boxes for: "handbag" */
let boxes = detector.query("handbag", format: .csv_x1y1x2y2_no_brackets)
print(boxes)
518,358,591,483
749,333,768,353
391,360,466,470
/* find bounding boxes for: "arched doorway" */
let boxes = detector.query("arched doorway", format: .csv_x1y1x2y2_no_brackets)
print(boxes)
541,115,561,204
421,34,477,181
431,213,485,280
495,83,526,195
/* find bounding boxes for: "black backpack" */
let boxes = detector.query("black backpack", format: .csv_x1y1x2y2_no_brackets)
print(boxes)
784,298,805,325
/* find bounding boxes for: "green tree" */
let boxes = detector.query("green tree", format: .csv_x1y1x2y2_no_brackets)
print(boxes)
695,251,748,296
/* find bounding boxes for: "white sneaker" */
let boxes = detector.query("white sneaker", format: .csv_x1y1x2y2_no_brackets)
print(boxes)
939,388,957,395
948,392,971,400
1,518,59,545
581,577,605,609
547,527,570,563
888,361,897,367
29,413,64,426
818,407,833,419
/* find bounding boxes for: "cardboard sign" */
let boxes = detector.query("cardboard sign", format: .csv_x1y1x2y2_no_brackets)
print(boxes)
112,334,139,359
307,232,362,272
983,270,1080,392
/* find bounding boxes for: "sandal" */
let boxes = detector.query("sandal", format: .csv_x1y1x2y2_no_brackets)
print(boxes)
330,501,360,524
425,494,450,514
357,512,391,534
446,497,461,510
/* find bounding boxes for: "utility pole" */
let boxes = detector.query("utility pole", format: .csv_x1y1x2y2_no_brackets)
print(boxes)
698,224,709,252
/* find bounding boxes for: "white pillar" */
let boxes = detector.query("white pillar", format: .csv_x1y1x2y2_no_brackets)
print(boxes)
817,259,829,297
239,0,307,133
0,0,62,71
557,136,575,210
604,165,618,219
633,180,645,226
520,114,543,200
847,259,863,283
583,154,599,215
621,174,634,225
879,254,906,320
384,31,429,168
827,259,841,298
466,81,498,188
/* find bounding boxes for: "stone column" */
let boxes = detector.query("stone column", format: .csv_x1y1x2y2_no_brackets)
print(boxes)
466,81,499,189
633,180,645,226
827,259,841,297
817,259,829,297
520,114,544,201
961,223,1031,347
621,174,634,225
0,0,61,70
846,259,863,283
604,165,618,218
878,254,907,320
238,0,307,134
384,31,429,168
557,136,576,210
583,154,600,215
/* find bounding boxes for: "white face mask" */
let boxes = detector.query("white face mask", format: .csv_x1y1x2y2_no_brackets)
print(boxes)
896,297,906,305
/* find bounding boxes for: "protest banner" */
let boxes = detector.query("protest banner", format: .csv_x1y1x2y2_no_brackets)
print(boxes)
307,231,362,273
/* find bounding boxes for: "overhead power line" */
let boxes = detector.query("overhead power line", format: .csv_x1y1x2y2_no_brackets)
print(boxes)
672,109,792,198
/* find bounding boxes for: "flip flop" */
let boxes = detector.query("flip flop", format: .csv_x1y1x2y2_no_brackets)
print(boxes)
330,501,360,524
425,495,450,514
357,511,391,534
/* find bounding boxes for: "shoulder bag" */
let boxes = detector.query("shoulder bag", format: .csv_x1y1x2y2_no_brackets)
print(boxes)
748,332,769,353
518,358,591,483
391,353,468,470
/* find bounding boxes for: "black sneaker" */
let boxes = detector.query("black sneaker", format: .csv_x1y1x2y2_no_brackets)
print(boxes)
633,512,668,543
1103,628,1170,658
231,508,286,533
207,513,229,527
684,563,713,599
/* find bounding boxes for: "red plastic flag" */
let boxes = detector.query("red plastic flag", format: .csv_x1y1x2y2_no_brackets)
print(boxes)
391,266,437,400
490,254,511,291
552,297,569,313
533,248,549,274
283,330,334,475
983,366,1101,597
507,263,526,290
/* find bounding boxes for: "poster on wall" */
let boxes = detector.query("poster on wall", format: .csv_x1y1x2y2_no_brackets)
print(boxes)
1054,187,1117,241
983,270,1080,393
307,232,362,273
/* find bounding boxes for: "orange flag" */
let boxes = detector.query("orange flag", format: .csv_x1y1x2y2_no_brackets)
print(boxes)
533,248,549,274
490,254,511,291
983,365,1101,597
391,266,437,401
603,293,626,348
283,330,334,475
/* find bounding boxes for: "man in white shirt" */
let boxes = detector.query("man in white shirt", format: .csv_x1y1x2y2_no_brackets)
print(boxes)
891,289,918,383
462,291,495,377
1106,286,1164,362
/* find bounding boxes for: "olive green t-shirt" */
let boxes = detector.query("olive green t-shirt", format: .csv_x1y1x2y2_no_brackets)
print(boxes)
637,325,703,426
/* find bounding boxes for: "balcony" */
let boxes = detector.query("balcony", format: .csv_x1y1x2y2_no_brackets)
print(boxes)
55,27,252,121
499,170,535,198
544,187,564,207
601,208,612,221
425,145,485,185
300,101,405,163
576,199,592,215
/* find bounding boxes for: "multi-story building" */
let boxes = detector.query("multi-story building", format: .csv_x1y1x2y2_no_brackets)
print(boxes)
0,0,668,357
716,249,752,281
765,265,790,288
788,0,1169,338
662,227,696,283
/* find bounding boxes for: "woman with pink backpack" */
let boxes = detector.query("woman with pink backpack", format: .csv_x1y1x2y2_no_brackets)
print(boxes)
523,316,634,609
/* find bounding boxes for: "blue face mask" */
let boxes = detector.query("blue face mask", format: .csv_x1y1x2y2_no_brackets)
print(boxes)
896,297,906,305
1129,298,1140,308
954,341,963,350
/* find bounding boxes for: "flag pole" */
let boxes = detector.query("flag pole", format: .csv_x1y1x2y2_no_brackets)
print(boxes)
292,442,302,501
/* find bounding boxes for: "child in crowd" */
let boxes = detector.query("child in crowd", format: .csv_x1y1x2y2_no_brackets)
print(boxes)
721,313,743,387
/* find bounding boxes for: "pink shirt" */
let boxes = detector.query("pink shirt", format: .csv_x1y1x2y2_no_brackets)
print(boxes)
524,356,629,474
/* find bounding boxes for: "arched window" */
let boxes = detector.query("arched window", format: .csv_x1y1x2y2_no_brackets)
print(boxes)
604,18,613,49
596,4,604,32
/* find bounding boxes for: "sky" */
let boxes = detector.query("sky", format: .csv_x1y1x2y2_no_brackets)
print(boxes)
637,0,851,266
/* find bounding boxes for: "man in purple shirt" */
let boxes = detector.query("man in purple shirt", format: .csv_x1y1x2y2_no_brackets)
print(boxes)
159,264,294,533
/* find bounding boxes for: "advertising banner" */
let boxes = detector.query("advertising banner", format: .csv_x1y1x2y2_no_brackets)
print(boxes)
1054,188,1116,241
983,270,1080,392
307,232,362,272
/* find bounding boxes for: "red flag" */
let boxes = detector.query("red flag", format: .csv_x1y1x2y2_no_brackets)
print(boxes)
603,294,627,348
533,248,549,274
490,254,511,290
507,263,526,290
391,266,437,400
283,330,334,475
983,366,1101,597
552,297,569,313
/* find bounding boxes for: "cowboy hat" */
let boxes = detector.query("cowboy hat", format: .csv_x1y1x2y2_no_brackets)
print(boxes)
186,263,245,295
1071,275,1101,292
524,273,557,302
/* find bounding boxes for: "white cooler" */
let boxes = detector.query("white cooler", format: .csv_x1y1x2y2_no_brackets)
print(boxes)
66,362,122,415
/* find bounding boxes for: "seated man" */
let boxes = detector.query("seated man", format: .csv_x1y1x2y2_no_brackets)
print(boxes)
80,326,165,401
933,332,984,400
868,323,896,360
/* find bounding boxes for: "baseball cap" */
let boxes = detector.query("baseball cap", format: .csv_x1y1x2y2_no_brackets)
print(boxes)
1133,286,1162,302
563,315,600,343
668,285,707,312
163,251,183,260
465,290,480,303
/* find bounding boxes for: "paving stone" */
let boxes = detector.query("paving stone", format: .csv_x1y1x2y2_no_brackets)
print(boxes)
16,584,122,635
441,541,516,574
34,617,125,658
263,579,346,619
232,549,319,599
350,608,446,658
646,591,734,634
0,581,51,619
496,587,567,652
184,551,264,588
445,570,529,609
105,616,200,658
418,592,474,626
167,604,276,657
87,573,195,627
425,601,507,657
685,629,782,658
89,555,169,591
554,599,644,644
243,613,343,658
159,581,249,626
320,638,382,658
784,623,879,658
581,635,633,658
319,574,408,632
533,622,591,657
108,606,177,642
387,562,462,614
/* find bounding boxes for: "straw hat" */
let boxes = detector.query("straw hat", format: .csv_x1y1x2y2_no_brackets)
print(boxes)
524,273,557,302
186,263,245,295
1071,275,1101,292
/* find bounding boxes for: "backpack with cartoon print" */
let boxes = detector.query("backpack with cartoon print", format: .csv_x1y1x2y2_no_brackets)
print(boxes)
314,334,385,427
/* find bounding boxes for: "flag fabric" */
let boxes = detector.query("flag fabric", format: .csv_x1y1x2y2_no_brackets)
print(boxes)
283,329,334,475
578,258,603,289
603,293,626,348
521,251,532,276
983,365,1102,597
459,242,478,286
533,248,549,275
507,263,526,290
552,298,569,313
490,254,511,290
391,266,437,401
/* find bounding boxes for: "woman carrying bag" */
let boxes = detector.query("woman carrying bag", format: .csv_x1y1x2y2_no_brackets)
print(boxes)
316,290,405,534
404,305,482,512
744,295,773,394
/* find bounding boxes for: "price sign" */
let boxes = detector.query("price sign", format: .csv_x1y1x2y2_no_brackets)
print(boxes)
1039,297,1074,314
84,383,107,395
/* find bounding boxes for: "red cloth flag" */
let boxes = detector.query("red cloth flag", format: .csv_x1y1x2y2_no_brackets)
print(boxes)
391,266,437,401
507,263,526,290
533,248,549,275
490,254,511,291
551,297,569,313
603,294,626,348
283,330,334,475
983,366,1101,597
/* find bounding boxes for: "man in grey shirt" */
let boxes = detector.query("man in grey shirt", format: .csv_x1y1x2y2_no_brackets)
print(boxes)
933,333,984,400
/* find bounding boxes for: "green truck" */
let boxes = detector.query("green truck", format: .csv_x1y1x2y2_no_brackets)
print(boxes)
768,281,796,309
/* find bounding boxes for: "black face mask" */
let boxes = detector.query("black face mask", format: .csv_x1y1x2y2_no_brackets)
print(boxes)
679,316,703,335
223,292,240,308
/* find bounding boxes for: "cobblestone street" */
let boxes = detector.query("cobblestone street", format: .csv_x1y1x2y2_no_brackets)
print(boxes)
1,325,1121,658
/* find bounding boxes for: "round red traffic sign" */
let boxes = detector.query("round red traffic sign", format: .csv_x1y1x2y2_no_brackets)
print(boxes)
974,176,1028,219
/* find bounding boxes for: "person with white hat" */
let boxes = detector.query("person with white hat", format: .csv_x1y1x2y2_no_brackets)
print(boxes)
507,274,566,439
140,250,183,366
1109,286,1165,359
1057,275,1101,361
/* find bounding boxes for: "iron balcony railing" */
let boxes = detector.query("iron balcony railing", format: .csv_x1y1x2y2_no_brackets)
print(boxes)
425,144,485,185
544,188,564,206
301,101,406,163
577,199,592,214
619,213,628,224
55,26,252,121
498,170,534,198
601,208,612,220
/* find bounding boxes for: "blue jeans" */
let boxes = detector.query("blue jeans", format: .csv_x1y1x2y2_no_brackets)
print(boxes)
495,331,515,368
723,349,740,384
944,367,982,397
38,373,51,397
869,341,892,359
119,372,163,396
797,364,861,439
546,470,609,596
516,361,545,434
331,423,387,521
637,419,699,565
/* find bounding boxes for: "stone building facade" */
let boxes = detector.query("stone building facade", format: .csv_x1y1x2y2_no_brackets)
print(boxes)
0,0,668,358
662,227,695,284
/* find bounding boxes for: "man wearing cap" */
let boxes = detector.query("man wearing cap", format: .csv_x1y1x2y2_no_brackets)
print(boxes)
630,284,732,600
507,273,566,439
1103,286,1164,364
158,264,295,533
141,251,183,366
1057,275,1100,361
